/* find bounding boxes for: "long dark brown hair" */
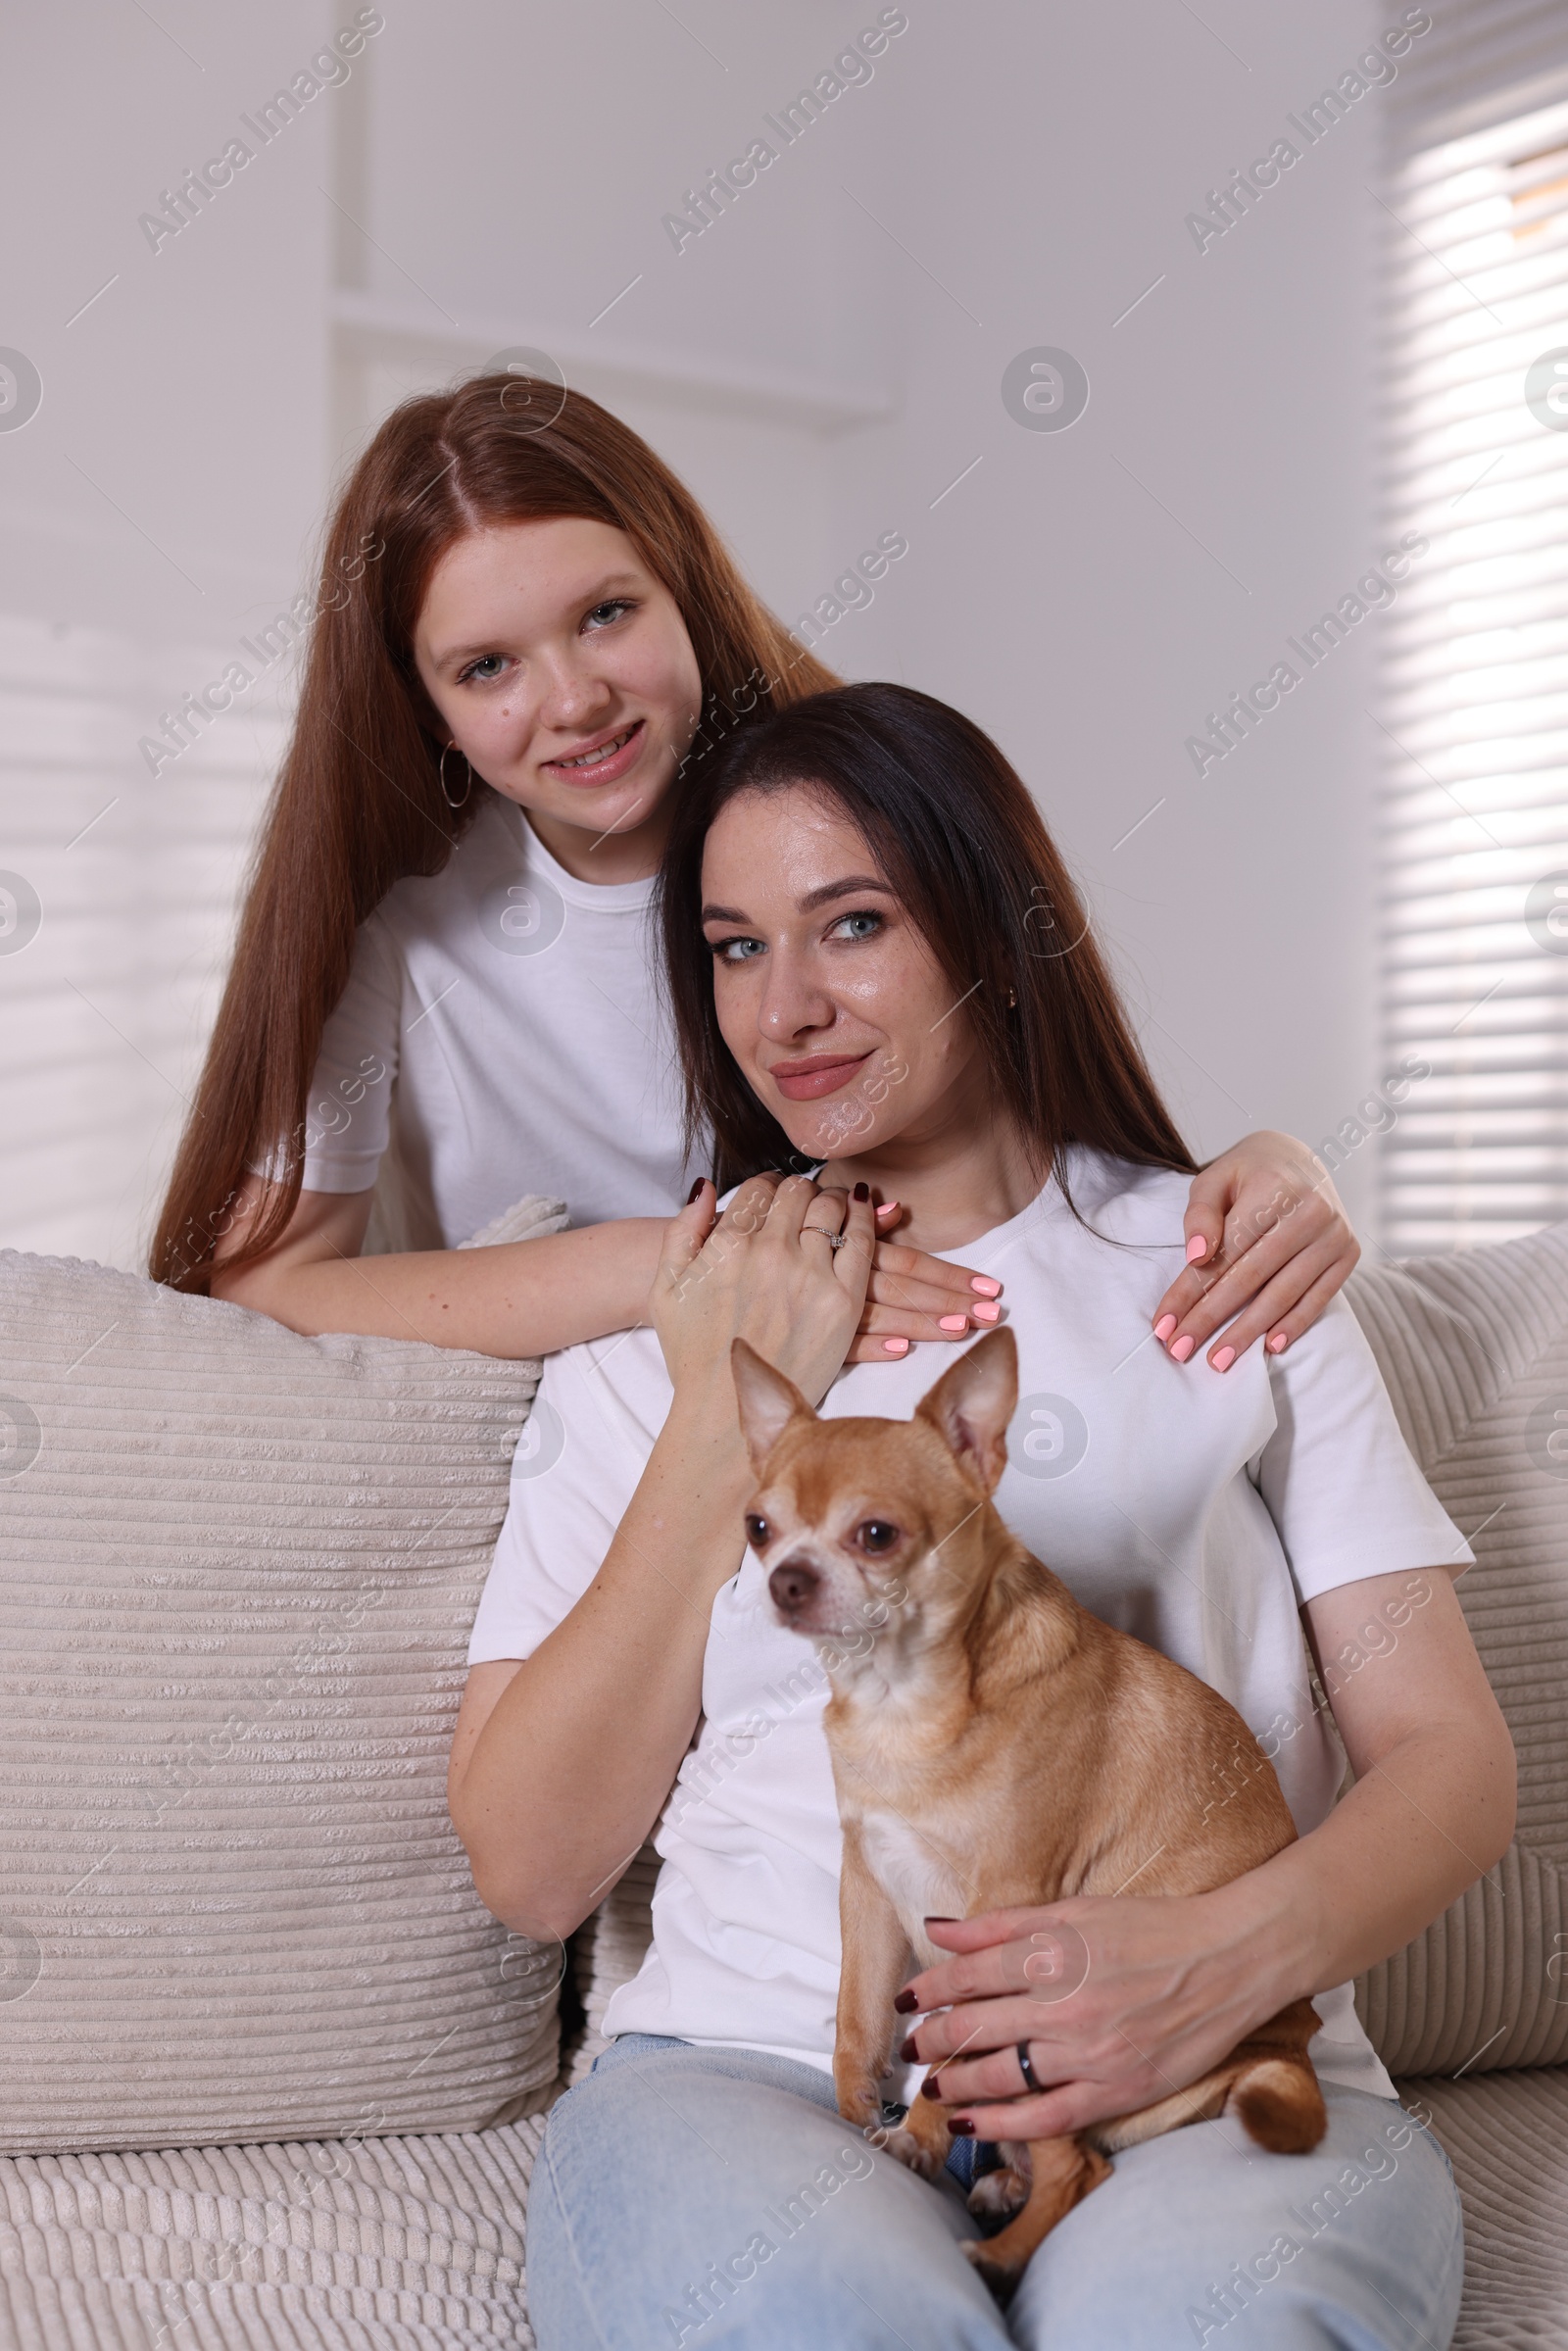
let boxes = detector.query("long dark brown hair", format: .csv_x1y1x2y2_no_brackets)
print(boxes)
151,374,837,1290
658,682,1196,1195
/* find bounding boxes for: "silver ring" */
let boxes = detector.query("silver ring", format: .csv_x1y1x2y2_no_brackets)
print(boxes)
1016,2040,1040,2093
803,1224,848,1249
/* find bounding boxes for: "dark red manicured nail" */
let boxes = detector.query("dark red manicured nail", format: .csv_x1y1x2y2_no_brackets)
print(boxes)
853,1181,870,1202
924,1915,958,1926
687,1178,708,1203
948,2118,974,2137
920,2077,943,2101
894,1988,917,2015
898,2036,918,2064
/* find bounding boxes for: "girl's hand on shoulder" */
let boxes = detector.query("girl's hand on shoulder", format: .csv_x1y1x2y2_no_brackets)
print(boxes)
844,1202,1005,1365
1152,1131,1358,1372
650,1173,875,1407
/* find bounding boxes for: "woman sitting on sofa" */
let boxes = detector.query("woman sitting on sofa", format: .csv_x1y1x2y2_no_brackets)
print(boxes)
449,683,1511,2350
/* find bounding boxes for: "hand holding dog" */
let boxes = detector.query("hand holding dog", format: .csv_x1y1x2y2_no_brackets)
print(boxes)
898,1888,1292,2145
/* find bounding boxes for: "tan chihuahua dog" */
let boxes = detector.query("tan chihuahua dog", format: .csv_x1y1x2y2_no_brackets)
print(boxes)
731,1327,1325,2294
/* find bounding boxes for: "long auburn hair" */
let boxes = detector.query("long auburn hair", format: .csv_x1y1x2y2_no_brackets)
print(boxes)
152,374,836,1291
658,682,1196,1195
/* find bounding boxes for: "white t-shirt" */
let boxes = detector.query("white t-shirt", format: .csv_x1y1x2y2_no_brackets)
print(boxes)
285,791,695,1247
469,1151,1472,2102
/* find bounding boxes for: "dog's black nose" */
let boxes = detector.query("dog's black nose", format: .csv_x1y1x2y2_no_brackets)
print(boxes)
769,1558,821,1615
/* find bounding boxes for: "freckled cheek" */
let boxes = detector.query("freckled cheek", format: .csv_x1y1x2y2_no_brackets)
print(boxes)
711,968,761,1059
483,699,544,761
847,945,942,1036
836,969,904,1031
620,631,700,728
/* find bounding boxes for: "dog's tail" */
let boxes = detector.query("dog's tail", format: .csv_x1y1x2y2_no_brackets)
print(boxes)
1228,2054,1328,2154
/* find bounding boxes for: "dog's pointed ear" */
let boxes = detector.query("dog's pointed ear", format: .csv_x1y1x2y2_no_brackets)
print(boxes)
731,1339,814,1475
915,1328,1018,1494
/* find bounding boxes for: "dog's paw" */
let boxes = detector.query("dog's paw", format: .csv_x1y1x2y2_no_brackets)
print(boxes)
877,2122,948,2180
966,2165,1027,2220
960,2240,1022,2307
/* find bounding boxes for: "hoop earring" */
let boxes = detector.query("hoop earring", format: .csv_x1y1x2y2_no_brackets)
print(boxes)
439,742,472,810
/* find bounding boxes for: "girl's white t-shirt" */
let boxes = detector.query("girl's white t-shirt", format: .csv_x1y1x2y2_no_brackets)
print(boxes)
290,791,695,1246
469,1151,1473,2105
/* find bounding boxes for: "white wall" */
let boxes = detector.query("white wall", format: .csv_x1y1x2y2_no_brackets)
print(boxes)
0,0,1392,1268
829,3,1387,1213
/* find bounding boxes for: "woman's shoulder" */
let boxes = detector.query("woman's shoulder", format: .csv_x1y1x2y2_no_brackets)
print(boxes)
1058,1146,1193,1233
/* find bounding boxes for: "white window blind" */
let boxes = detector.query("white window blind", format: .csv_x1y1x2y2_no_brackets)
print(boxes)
0,614,287,1272
1380,64,1568,1251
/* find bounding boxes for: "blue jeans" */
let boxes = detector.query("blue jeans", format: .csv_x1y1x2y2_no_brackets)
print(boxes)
527,2034,1463,2348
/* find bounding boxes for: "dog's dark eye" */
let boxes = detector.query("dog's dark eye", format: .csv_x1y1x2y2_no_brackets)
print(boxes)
745,1514,770,1550
855,1520,901,1554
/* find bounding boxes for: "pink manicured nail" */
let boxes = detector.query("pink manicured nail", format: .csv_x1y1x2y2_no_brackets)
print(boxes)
1267,1331,1289,1354
1170,1334,1196,1362
939,1315,968,1332
1153,1314,1177,1343
1186,1236,1208,1264
877,1200,901,1217
883,1337,909,1354
970,1276,1002,1297
1211,1345,1236,1373
972,1300,1001,1323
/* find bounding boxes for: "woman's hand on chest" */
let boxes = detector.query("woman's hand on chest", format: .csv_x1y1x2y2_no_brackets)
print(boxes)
651,1173,874,1408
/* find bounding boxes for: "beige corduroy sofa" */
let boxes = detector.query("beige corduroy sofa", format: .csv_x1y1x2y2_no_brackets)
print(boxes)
1,1219,1565,2350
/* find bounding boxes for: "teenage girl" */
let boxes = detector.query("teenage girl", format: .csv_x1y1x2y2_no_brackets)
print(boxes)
153,376,1358,1366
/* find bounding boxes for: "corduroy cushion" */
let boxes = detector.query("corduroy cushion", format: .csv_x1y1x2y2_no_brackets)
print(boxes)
1347,1227,1568,2077
1394,2071,1568,2350
0,1221,564,2156
0,2118,546,2351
